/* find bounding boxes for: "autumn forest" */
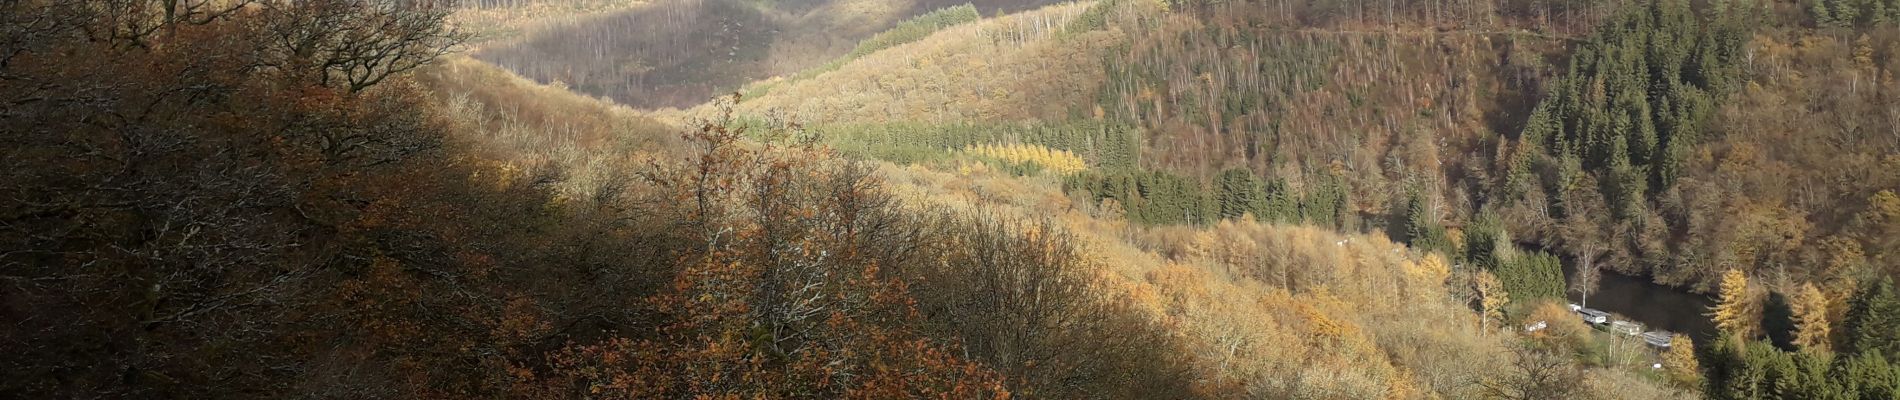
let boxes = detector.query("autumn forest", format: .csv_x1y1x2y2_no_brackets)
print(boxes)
4,0,1900,398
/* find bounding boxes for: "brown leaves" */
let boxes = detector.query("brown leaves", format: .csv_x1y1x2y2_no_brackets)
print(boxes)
507,107,1015,399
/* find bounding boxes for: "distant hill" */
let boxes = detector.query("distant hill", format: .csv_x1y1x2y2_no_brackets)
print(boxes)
473,0,1074,108
704,1,1116,123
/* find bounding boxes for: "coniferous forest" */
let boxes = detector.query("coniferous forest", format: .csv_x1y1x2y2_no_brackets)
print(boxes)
5,0,1900,398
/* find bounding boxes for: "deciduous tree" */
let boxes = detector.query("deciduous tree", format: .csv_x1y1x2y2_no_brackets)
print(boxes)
1711,268,1758,337
1791,282,1832,352
1663,335,1700,388
1477,269,1510,336
1479,344,1583,400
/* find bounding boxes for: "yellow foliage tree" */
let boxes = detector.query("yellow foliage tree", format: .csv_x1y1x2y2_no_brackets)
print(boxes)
1710,268,1757,337
1663,335,1700,388
1297,302,1346,343
1476,270,1508,337
1791,282,1832,352
1401,254,1451,302
965,143,1087,174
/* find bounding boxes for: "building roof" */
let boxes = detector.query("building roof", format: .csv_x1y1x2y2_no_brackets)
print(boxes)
1641,331,1674,346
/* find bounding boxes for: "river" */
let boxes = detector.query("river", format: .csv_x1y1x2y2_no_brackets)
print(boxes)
1565,265,1720,341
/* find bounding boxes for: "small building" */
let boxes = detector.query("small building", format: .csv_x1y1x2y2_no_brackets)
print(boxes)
1576,308,1610,325
1524,320,1548,333
1642,331,1675,348
1610,320,1644,336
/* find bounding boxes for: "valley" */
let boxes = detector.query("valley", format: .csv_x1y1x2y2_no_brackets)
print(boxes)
4,0,1900,398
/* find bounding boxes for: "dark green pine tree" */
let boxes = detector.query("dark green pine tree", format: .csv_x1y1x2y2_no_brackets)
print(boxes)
1774,345,1842,398
1132,173,1160,225
1701,335,1749,400
1216,168,1260,221
1524,1,1744,209
1301,174,1349,231
1653,86,1707,191
1488,250,1564,304
1550,153,1585,219
1401,190,1452,257
1463,209,1505,269
1836,351,1900,399
1843,278,1900,362
1697,334,1892,399
1506,105,1553,199
1260,177,1297,224
1195,179,1218,225
1605,161,1648,219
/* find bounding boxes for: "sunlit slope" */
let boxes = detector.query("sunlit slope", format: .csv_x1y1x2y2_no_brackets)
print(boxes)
473,0,1074,108
705,1,1116,123
874,161,1682,398
419,56,678,199
452,0,651,43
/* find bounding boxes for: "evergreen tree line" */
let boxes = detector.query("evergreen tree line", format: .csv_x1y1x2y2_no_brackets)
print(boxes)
1063,0,1121,33
1809,0,1900,28
846,4,983,59
1064,168,1352,228
1503,0,1746,217
1409,196,1566,305
1700,279,1900,399
1454,0,1770,291
1069,163,1568,305
1468,209,1566,302
807,119,1141,170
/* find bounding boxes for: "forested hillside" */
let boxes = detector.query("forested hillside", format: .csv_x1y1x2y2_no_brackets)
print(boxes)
688,0,1900,398
674,0,1700,398
8,0,1900,398
711,0,1899,297
450,0,647,41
